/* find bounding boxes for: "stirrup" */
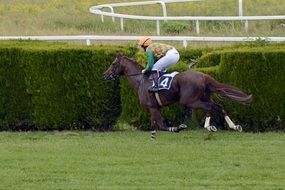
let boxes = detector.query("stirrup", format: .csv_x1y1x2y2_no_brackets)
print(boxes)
148,86,159,92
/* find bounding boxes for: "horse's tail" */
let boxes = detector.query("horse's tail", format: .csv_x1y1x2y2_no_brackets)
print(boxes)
206,75,253,104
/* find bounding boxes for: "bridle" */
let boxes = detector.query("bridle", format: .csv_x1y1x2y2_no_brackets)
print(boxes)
108,56,143,78
105,55,146,89
105,58,121,80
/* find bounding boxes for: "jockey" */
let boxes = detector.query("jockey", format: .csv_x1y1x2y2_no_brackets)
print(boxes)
138,37,180,92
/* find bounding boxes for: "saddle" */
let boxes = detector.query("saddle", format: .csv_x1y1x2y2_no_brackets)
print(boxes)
152,71,179,91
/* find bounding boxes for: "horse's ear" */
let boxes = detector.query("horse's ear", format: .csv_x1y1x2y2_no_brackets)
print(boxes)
117,52,124,58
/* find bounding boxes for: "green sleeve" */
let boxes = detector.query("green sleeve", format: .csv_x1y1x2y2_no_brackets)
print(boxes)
144,49,155,71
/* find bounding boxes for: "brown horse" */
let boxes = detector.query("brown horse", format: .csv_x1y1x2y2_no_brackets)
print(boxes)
104,53,252,138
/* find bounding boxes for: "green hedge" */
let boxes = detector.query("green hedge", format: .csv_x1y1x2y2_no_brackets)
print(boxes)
1,41,284,131
198,52,221,68
0,41,136,130
179,47,213,65
218,50,285,131
196,42,285,68
0,48,32,130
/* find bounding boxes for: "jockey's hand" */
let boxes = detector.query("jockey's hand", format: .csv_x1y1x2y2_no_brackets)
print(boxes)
141,69,146,74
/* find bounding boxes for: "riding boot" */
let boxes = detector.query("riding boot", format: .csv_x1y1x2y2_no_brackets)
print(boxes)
149,71,159,92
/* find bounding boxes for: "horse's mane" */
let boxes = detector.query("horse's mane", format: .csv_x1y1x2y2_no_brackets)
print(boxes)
122,56,144,70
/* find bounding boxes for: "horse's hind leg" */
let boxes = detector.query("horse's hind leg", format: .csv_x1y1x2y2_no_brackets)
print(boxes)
188,100,242,132
212,103,243,132
204,114,217,132
201,90,217,132
224,115,242,132
187,100,227,132
186,101,217,132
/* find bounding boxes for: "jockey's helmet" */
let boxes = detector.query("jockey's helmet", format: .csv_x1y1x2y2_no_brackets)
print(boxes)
138,37,152,47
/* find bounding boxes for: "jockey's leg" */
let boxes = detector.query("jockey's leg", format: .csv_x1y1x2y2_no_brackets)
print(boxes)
149,70,159,92
149,49,179,93
152,48,180,72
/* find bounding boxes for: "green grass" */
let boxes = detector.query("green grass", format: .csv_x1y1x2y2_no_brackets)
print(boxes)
0,0,284,37
0,130,284,190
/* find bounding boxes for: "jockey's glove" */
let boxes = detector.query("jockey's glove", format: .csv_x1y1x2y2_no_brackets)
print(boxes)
142,69,146,74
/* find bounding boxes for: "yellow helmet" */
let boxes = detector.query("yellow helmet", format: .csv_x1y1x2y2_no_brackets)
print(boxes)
138,37,152,47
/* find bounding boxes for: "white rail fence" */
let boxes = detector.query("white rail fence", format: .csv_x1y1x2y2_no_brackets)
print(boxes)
1,36,285,48
1,1,284,47
89,0,285,35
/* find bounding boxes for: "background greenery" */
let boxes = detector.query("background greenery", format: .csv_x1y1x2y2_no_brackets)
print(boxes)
0,0,284,38
0,41,137,130
0,130,284,190
0,41,284,131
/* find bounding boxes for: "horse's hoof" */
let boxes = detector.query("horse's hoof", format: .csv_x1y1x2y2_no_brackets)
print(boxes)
151,130,156,140
210,125,217,132
206,125,217,132
179,124,187,129
235,125,243,132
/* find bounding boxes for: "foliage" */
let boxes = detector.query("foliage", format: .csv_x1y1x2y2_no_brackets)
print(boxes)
197,52,222,68
161,21,189,34
0,48,32,130
1,41,285,131
0,41,136,130
1,0,284,37
0,131,284,190
219,50,285,131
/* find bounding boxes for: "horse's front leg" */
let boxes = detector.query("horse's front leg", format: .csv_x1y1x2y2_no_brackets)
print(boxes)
149,108,181,133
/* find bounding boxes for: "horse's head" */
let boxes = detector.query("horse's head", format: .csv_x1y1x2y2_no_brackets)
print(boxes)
103,53,124,80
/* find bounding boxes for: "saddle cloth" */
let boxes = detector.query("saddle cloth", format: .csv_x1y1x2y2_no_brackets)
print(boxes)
152,72,179,90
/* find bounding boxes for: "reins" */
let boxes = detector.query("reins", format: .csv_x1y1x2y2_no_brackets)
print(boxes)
125,73,143,77
125,72,145,87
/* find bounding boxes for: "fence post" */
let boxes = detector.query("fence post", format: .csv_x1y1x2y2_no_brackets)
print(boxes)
195,20,200,34
239,0,243,16
120,18,124,31
100,11,104,22
156,20,160,35
183,40,188,48
86,39,91,46
158,1,167,22
100,6,115,22
244,20,248,32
